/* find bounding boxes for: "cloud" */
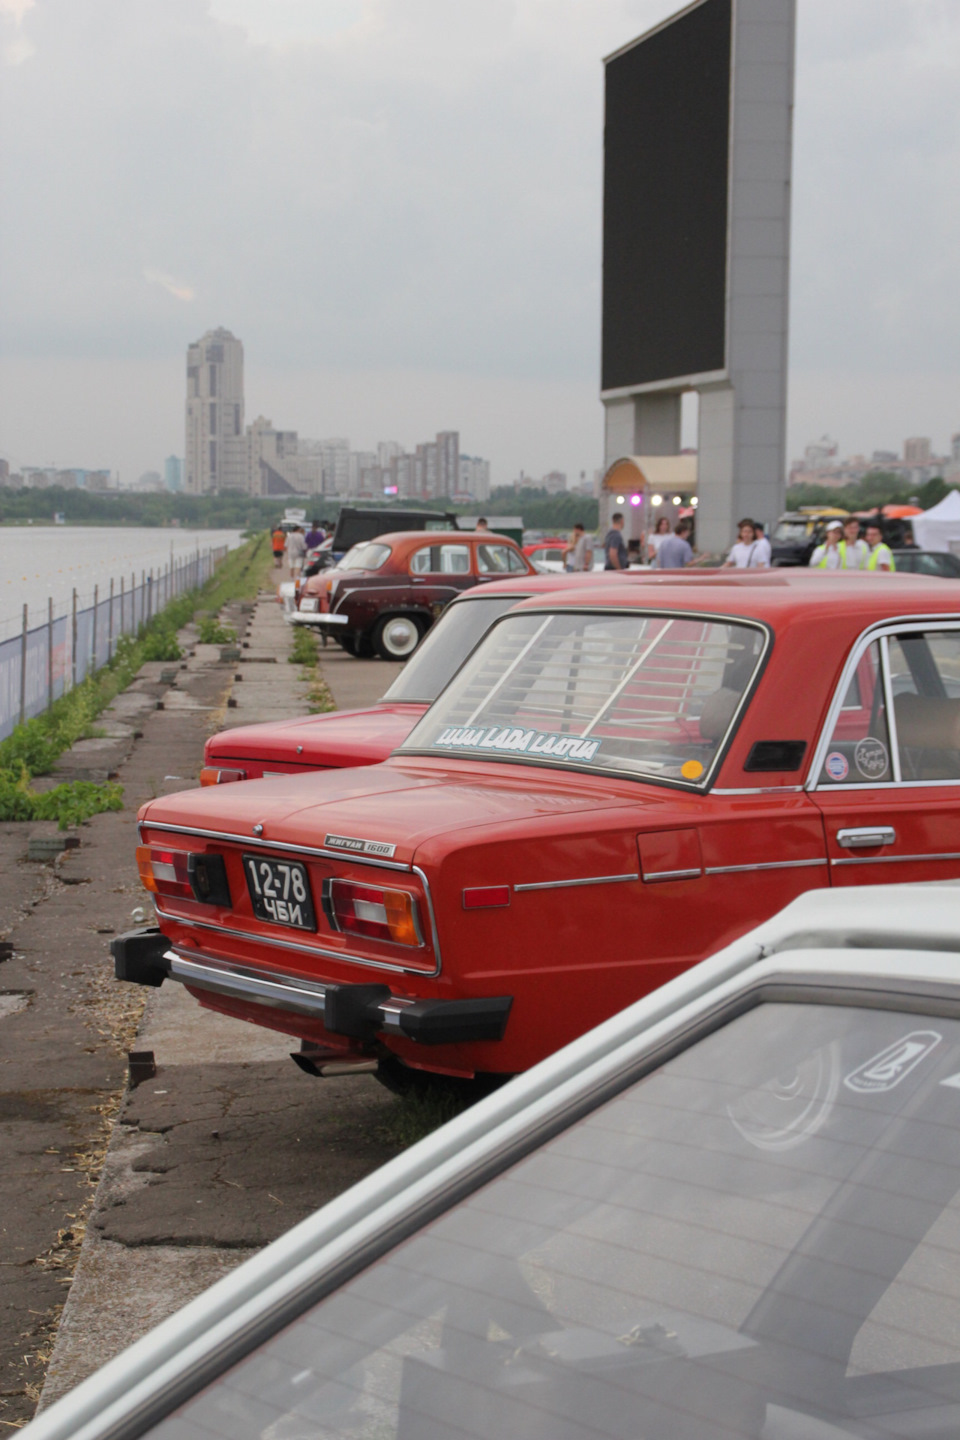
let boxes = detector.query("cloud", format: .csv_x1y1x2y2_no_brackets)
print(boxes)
143,267,196,303
1,0,35,64
0,0,957,482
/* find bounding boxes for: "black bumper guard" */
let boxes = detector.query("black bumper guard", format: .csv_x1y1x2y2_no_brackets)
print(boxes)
110,928,512,1046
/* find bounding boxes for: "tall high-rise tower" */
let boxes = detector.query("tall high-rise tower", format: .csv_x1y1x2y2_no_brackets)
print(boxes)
185,328,246,493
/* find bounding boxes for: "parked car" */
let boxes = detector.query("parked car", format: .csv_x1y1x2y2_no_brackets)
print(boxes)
769,507,850,566
203,573,649,786
522,537,571,572
892,548,960,578
115,569,960,1090
292,529,535,659
39,884,960,1440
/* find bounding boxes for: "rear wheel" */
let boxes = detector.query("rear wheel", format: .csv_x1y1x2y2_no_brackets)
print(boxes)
374,613,424,661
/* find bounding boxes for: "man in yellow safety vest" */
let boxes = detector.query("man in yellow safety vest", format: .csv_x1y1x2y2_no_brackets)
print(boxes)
864,522,895,571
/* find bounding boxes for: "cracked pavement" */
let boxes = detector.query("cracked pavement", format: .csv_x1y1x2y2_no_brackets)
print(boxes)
8,589,409,1418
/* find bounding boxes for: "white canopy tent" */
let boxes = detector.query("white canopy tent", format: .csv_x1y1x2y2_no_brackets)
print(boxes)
911,491,960,553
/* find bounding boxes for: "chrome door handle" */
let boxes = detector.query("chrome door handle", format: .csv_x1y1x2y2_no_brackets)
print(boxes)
836,826,896,849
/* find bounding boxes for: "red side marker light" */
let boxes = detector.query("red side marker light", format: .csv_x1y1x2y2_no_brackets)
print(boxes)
462,886,510,910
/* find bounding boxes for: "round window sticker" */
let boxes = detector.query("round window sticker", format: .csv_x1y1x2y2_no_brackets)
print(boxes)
825,751,849,782
855,735,889,781
681,760,704,780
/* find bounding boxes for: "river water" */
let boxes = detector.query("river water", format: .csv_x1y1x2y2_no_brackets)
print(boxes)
0,527,247,641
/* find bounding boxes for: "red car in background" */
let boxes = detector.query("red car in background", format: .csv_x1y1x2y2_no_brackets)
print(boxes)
117,572,960,1093
292,529,535,659
202,573,683,787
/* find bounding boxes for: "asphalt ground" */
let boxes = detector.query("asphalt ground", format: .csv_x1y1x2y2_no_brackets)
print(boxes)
0,584,407,1424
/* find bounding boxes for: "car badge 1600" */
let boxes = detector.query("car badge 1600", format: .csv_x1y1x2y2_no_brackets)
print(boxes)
324,834,398,858
433,725,601,762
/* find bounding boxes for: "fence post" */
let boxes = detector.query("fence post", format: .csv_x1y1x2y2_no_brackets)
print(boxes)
47,596,53,711
131,573,136,632
108,577,115,662
92,583,99,674
19,603,27,727
71,588,78,690
120,574,125,640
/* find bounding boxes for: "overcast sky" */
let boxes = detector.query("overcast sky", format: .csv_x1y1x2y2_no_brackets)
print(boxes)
0,0,958,487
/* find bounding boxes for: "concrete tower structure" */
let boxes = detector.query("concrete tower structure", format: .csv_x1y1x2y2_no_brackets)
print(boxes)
601,0,796,550
185,328,246,493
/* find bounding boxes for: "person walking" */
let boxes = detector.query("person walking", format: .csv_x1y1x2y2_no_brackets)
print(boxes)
724,518,769,569
475,517,489,532
304,518,324,550
647,515,671,567
285,525,307,577
657,519,695,570
602,512,629,571
271,525,286,568
566,522,594,572
753,521,772,567
864,522,895,571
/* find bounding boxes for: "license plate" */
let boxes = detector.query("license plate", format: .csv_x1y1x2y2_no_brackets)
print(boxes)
243,854,316,930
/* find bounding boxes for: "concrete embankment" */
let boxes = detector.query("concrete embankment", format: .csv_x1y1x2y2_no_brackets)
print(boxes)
0,585,404,1423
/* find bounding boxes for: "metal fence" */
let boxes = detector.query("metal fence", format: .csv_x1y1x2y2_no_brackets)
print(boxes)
0,546,228,743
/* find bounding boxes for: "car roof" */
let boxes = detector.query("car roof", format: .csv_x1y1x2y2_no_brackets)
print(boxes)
365,529,520,548
505,567,960,624
29,883,960,1440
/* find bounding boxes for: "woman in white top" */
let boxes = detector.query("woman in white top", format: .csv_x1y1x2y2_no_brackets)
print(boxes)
647,516,671,567
724,519,770,569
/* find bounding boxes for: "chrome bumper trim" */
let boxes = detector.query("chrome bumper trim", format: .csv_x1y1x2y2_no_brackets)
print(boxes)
291,612,349,626
167,949,332,1018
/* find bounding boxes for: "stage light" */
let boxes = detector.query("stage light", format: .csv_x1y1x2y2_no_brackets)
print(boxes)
616,494,625,505
629,493,641,507
651,494,663,506
672,495,682,505
690,496,699,508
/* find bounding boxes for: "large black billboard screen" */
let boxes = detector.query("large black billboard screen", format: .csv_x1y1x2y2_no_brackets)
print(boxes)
602,0,731,392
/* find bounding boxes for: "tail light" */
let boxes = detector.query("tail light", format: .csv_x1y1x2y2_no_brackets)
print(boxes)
322,879,422,947
200,767,247,786
136,846,231,906
137,845,192,898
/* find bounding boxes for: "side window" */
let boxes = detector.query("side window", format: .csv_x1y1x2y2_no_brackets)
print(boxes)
409,547,435,574
410,545,470,575
477,543,525,574
819,641,892,785
889,632,960,781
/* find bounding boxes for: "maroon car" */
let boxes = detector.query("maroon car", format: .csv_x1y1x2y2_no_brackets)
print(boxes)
292,529,535,659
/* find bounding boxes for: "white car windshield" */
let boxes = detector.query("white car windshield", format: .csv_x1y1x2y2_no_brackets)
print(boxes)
336,542,392,571
400,609,766,785
150,1001,960,1440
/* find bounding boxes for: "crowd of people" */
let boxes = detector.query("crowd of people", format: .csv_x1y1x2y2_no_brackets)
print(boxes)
271,519,332,575
557,511,897,573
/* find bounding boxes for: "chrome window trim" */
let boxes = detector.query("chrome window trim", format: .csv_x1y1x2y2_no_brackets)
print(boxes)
401,605,773,795
35,934,960,1440
880,633,902,783
154,908,442,978
807,614,960,792
514,872,639,892
711,785,804,794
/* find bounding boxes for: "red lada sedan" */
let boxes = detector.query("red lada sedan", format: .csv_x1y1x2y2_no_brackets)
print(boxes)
116,571,960,1090
202,572,702,785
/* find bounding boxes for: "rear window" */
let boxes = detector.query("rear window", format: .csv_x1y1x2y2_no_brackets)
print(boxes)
400,609,766,786
383,596,521,704
337,542,391,572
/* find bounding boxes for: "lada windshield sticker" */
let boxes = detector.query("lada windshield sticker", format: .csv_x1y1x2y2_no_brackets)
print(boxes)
844,1030,941,1093
680,760,704,780
825,751,849,781
433,725,601,763
324,834,397,858
854,736,888,780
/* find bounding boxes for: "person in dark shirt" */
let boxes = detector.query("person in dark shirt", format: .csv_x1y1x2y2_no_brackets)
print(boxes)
602,512,629,570
304,520,324,549
657,519,695,569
